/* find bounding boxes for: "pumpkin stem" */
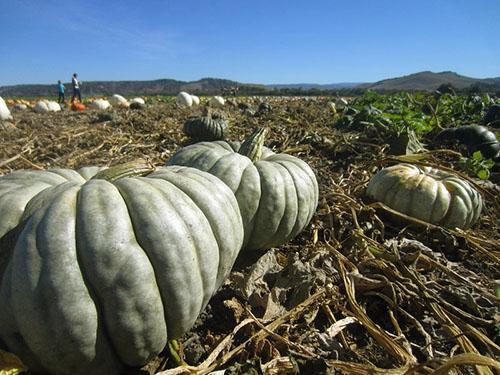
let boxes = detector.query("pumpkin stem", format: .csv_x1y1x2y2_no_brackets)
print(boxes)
91,160,155,182
167,339,186,367
202,106,212,118
238,128,268,162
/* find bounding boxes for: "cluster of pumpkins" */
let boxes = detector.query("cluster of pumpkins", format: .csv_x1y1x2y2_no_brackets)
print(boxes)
0,127,319,374
0,101,487,374
176,91,225,108
0,95,148,117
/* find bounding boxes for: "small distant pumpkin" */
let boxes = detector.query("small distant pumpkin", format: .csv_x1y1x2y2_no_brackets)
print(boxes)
89,99,111,110
183,108,228,141
71,102,86,111
0,97,13,121
47,101,61,112
130,97,145,105
190,95,200,106
176,92,193,107
210,96,225,107
33,101,49,113
366,163,482,229
109,94,129,107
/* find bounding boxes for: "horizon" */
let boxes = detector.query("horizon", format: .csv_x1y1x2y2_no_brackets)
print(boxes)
1,1,499,86
2,70,499,89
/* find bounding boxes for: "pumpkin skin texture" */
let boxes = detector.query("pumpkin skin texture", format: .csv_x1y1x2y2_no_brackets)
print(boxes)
0,166,107,240
366,164,482,229
436,124,499,162
176,92,193,108
483,104,500,128
183,114,228,141
166,128,319,251
0,165,243,375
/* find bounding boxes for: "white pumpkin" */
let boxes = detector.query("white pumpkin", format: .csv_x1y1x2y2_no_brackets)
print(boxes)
109,95,129,107
131,97,145,105
176,92,193,108
34,101,49,113
210,96,225,107
190,95,200,106
366,163,482,229
47,101,61,112
0,97,13,121
89,99,111,110
13,104,28,111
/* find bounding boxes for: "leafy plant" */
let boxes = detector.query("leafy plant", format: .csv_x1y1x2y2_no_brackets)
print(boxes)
459,151,495,180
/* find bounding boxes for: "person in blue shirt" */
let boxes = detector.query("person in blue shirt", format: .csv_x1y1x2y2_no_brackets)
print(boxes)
71,73,82,103
57,80,65,103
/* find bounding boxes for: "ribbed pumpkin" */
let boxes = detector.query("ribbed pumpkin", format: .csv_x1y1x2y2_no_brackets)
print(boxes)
366,163,482,229
167,128,318,250
183,110,228,141
0,163,243,375
436,124,499,162
0,97,13,121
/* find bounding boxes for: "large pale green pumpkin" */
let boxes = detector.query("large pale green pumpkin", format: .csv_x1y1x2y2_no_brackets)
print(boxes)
0,163,243,375
0,166,107,240
366,163,482,229
166,128,319,250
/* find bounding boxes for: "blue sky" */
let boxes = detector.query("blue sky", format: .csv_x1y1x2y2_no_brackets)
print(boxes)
1,0,499,85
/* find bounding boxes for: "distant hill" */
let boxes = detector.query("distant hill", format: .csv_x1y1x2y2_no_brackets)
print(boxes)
1,71,499,97
266,82,362,90
0,78,268,97
361,71,500,91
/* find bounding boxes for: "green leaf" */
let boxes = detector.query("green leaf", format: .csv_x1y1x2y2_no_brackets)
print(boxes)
472,150,483,160
477,169,490,180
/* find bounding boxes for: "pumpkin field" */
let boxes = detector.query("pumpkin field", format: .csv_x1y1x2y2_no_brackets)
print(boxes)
0,92,499,374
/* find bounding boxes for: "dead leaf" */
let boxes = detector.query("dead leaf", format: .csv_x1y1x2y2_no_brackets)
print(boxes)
0,349,27,375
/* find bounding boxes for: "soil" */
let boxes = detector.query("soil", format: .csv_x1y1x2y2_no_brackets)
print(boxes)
1,97,499,374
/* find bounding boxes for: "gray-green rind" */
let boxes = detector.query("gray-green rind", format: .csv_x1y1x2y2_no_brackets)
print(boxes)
366,163,482,229
183,116,228,141
0,166,243,375
166,141,319,250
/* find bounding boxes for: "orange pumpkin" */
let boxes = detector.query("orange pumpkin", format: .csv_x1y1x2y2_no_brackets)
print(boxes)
71,102,86,111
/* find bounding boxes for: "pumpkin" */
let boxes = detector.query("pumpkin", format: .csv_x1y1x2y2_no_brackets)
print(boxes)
89,99,111,110
366,163,482,229
167,128,318,250
483,104,500,128
436,124,499,162
130,101,147,110
12,104,28,111
71,102,86,111
131,97,145,105
33,101,49,113
0,97,13,121
176,92,193,108
257,102,272,114
0,163,244,375
109,94,129,107
210,96,225,107
191,95,200,106
183,109,228,141
47,101,61,112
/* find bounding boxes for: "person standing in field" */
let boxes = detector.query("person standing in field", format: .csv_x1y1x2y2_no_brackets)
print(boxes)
71,73,82,103
57,80,65,103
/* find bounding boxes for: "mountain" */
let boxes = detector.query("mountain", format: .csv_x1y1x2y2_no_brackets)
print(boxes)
266,82,362,90
1,71,499,97
0,78,268,97
361,71,500,91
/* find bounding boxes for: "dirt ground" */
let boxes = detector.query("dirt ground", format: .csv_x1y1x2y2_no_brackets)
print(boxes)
1,98,499,374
